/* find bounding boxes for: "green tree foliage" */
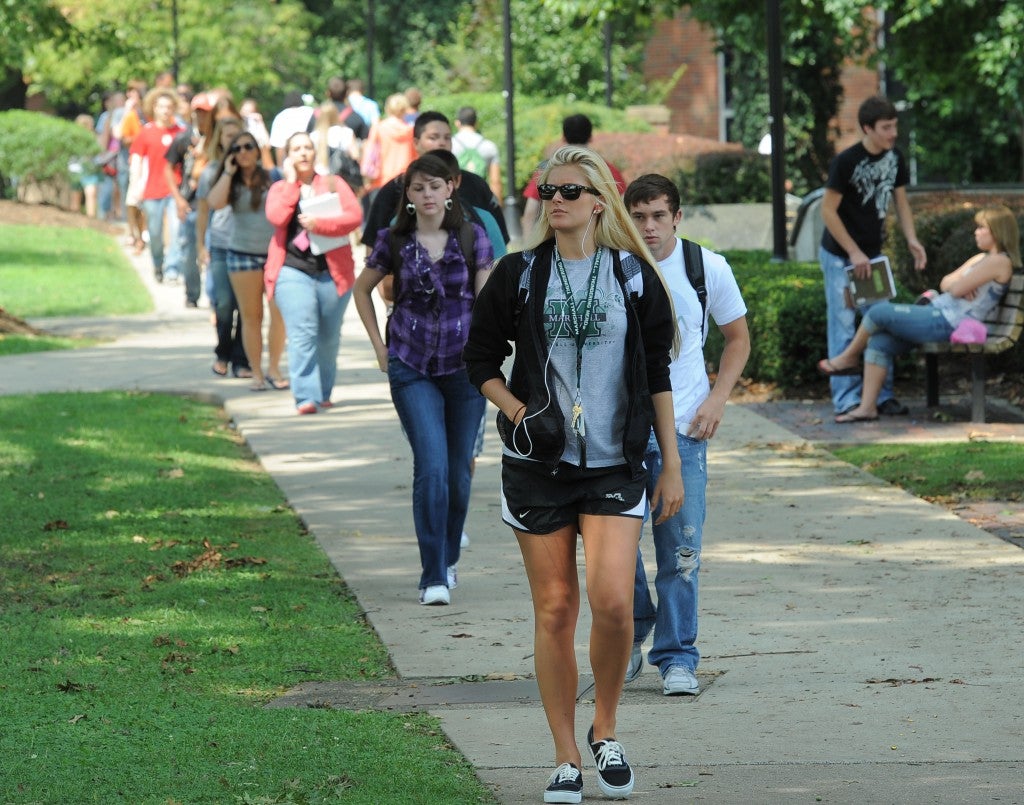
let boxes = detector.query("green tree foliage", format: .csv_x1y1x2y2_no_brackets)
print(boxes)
22,0,315,111
685,0,873,195
885,0,1024,183
401,0,661,106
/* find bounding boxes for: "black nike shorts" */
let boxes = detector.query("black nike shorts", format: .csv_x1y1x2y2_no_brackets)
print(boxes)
500,457,647,535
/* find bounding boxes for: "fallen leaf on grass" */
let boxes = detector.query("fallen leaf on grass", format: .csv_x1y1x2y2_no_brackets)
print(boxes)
964,469,986,482
171,539,267,576
43,520,68,531
68,714,87,724
158,467,185,479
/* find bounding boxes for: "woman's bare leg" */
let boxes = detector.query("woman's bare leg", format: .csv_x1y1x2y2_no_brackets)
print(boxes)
516,526,583,768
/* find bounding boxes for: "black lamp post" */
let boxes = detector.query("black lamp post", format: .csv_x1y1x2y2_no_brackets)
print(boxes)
502,0,522,243
766,0,787,261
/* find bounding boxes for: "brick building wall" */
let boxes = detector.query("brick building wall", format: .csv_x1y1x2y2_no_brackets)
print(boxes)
644,9,722,140
644,8,880,150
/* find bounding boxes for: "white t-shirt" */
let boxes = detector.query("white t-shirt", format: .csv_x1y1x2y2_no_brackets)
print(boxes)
451,130,499,171
268,106,315,148
659,238,747,432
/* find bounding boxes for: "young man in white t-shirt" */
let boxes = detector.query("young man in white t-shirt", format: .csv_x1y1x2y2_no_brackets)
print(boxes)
625,174,750,695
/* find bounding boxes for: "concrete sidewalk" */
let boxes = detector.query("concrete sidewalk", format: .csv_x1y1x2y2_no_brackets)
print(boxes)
5,237,1023,804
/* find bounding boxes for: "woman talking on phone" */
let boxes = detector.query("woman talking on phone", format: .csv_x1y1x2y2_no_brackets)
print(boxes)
208,130,286,391
264,131,363,414
463,146,683,803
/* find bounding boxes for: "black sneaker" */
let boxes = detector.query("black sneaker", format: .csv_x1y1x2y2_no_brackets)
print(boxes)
544,762,582,804
878,398,909,416
587,725,634,798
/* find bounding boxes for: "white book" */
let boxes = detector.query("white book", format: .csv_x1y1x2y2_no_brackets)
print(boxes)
844,255,896,306
298,191,350,256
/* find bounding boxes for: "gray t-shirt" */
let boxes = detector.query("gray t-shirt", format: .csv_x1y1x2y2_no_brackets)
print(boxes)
196,162,234,250
229,185,274,255
544,249,628,468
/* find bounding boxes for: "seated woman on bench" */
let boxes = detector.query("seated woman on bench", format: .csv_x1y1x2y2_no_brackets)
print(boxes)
818,205,1019,423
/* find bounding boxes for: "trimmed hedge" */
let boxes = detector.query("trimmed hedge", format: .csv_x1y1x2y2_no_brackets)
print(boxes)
0,110,100,199
705,251,826,388
675,151,771,205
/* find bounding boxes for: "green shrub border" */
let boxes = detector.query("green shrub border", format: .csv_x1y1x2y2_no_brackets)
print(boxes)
0,110,100,199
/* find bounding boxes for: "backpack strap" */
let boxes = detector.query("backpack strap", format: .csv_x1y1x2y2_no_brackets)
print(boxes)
681,237,707,340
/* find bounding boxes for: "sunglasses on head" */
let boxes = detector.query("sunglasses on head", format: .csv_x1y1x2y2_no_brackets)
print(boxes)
229,142,257,154
537,183,601,201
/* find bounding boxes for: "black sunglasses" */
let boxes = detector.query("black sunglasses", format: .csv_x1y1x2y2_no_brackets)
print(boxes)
229,142,257,154
537,183,601,201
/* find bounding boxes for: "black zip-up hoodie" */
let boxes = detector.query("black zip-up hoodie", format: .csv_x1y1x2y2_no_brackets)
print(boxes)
463,239,676,477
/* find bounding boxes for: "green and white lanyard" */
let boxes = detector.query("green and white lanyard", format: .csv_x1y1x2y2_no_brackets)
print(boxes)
553,246,603,443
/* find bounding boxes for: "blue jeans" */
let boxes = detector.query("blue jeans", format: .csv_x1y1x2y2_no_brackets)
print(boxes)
387,357,485,590
141,196,179,276
208,246,247,368
177,207,200,303
820,246,895,413
273,266,352,407
862,302,953,369
634,430,705,674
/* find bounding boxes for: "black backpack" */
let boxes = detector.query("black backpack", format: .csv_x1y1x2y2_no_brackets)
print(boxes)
328,147,364,196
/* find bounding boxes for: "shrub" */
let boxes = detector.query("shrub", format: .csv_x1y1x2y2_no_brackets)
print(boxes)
0,110,100,201
675,150,771,205
706,251,826,388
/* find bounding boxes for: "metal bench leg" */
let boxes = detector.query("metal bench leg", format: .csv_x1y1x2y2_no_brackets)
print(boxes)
925,354,939,407
970,354,986,423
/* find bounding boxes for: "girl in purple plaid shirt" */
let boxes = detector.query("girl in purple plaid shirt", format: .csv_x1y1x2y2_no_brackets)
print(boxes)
352,154,494,606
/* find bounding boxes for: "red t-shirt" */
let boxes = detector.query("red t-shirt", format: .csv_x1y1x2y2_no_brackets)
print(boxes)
129,122,185,200
523,158,626,199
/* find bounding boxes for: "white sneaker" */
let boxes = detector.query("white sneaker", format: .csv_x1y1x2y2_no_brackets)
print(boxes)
460,531,470,548
447,565,458,589
662,665,700,695
419,585,450,606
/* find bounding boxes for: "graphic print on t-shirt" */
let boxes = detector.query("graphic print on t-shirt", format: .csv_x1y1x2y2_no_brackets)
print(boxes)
851,150,899,221
543,292,608,344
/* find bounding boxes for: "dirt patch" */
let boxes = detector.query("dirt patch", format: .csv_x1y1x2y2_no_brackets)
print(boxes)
0,198,122,234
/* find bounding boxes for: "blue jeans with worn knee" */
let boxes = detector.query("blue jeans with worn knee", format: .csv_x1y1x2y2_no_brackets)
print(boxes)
862,302,953,369
634,429,705,675
387,357,485,590
273,266,351,407
820,246,895,413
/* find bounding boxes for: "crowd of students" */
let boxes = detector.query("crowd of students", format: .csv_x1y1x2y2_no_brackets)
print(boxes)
64,79,1019,803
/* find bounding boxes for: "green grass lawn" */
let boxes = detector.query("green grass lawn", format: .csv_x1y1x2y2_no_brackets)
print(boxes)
0,392,495,804
0,223,151,355
831,441,1024,503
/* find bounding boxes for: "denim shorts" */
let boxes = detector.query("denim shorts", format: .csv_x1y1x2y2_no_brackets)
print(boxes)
500,458,646,535
226,250,267,273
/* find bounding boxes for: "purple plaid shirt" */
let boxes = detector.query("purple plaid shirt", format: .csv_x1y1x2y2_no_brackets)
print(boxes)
366,224,492,376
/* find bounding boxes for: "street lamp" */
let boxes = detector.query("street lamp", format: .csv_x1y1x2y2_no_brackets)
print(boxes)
502,0,522,243
766,0,787,261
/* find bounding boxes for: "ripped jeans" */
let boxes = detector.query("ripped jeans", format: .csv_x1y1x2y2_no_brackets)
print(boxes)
634,429,705,674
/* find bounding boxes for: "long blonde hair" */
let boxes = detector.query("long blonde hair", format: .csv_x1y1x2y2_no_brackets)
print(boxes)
314,102,339,172
527,145,680,353
976,205,1022,268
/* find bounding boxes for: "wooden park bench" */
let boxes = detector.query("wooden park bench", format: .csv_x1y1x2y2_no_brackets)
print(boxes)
920,272,1024,423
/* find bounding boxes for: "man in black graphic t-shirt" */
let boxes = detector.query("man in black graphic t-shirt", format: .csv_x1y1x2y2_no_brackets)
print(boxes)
819,95,927,420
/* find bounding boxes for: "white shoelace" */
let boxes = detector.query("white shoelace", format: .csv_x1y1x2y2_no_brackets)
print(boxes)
550,763,580,784
592,739,626,770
